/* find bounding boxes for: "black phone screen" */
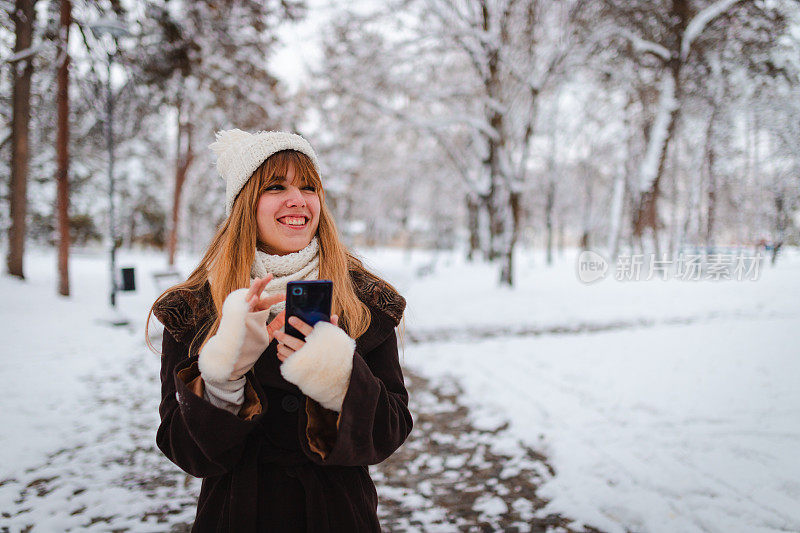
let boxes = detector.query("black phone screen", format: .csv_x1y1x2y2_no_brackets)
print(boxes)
285,280,332,339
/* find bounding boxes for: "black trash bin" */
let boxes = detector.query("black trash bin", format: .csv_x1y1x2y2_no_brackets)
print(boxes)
120,267,136,292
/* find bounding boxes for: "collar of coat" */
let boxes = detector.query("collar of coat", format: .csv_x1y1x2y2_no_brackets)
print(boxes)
153,268,405,353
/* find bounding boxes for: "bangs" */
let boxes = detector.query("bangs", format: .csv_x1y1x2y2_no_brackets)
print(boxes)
257,150,322,191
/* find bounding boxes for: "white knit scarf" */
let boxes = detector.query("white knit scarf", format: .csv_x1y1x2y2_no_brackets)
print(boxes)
250,237,319,322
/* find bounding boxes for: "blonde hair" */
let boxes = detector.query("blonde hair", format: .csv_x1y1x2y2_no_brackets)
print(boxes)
145,149,383,356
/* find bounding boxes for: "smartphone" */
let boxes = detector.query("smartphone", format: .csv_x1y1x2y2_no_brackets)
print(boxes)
285,280,332,340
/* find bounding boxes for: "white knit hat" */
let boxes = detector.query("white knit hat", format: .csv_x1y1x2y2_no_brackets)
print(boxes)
208,129,322,216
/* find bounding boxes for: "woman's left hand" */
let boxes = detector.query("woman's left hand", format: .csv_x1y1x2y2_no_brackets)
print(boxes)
274,314,340,363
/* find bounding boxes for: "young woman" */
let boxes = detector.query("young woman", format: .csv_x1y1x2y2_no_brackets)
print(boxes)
146,129,412,532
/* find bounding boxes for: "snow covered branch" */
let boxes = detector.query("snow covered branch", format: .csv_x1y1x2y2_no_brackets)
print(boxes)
6,42,45,63
617,28,671,62
681,0,744,61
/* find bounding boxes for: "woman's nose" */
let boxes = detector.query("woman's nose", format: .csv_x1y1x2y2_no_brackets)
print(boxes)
285,187,305,207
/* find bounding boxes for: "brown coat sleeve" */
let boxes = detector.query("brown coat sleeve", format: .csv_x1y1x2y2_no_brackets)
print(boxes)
298,324,413,466
156,328,264,478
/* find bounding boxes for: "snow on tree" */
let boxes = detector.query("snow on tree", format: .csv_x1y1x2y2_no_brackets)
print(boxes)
310,0,587,285
589,0,791,256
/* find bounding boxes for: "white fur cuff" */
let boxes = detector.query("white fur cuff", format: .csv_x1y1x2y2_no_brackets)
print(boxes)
198,288,250,382
280,321,355,412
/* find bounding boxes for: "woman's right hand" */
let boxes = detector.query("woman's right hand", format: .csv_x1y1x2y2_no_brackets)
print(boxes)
245,275,286,339
198,275,286,383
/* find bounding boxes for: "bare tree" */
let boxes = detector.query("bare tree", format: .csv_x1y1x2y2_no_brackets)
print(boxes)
316,0,585,284
421,0,585,284
55,0,71,296
6,0,37,279
167,102,193,267
595,0,787,255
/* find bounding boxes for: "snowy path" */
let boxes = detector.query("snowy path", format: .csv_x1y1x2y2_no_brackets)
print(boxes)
375,367,592,533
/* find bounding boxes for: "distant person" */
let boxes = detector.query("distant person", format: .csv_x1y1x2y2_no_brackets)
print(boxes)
146,130,411,532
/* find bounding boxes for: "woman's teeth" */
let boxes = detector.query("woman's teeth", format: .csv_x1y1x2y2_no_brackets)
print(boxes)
279,217,307,226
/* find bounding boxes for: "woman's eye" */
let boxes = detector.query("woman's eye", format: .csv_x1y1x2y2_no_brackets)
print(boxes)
263,184,314,193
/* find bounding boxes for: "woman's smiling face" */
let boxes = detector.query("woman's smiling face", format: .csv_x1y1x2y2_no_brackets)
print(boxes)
256,163,321,256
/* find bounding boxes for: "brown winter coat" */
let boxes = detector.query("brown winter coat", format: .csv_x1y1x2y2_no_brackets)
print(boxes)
152,270,412,532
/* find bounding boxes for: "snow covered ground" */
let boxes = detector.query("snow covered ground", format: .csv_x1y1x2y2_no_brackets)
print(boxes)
1,244,798,532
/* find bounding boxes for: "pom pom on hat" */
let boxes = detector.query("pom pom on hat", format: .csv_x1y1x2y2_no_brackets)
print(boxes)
208,129,252,159
208,129,321,216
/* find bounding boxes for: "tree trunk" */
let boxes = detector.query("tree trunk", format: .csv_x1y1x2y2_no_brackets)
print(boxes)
167,103,194,267
127,211,137,248
481,2,507,264
622,164,635,255
668,131,680,259
581,162,593,251
499,190,521,286
466,193,480,261
484,137,505,262
485,99,513,282
544,110,558,266
632,69,680,254
704,114,717,250
6,0,36,280
772,192,786,265
609,94,634,260
401,177,414,260
545,180,555,266
55,0,71,296
682,141,702,251
607,164,625,258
